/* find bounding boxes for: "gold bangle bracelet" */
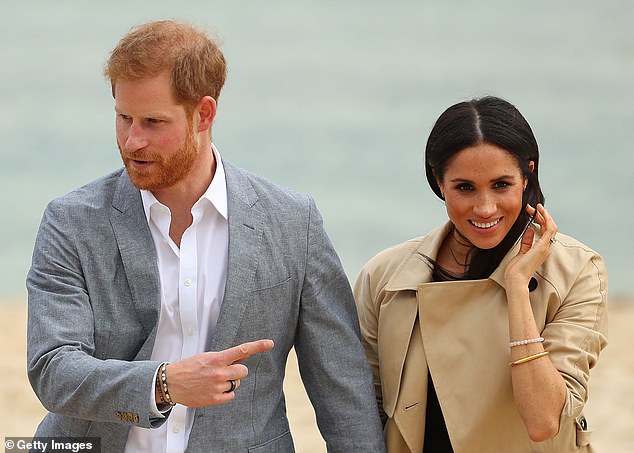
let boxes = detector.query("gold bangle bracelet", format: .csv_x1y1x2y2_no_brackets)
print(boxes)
509,350,549,367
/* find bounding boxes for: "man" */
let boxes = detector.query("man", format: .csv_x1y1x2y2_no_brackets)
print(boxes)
27,20,385,452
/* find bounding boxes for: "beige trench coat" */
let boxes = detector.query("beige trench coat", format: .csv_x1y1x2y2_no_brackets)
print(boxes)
354,222,608,453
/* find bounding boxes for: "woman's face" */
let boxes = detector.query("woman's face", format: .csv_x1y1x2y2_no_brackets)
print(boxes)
437,143,531,250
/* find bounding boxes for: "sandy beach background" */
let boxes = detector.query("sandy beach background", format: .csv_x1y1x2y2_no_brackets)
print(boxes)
1,298,632,452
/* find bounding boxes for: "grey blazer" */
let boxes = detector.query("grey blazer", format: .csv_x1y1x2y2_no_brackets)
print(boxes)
27,160,385,452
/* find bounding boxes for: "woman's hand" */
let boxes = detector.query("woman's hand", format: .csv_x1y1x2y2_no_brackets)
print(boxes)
504,203,558,289
504,203,566,441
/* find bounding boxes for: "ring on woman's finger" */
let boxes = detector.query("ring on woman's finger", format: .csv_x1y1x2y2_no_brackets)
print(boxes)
550,235,557,244
225,379,237,393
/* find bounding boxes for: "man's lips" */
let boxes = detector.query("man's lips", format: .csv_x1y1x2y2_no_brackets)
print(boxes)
126,158,155,169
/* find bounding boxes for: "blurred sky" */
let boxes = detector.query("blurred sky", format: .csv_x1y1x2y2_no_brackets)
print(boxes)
1,0,633,300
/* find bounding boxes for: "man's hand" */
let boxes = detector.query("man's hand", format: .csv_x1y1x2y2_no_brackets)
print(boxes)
161,339,274,407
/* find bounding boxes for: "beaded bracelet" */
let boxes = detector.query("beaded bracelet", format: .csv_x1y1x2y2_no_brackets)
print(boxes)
160,362,177,406
509,337,544,348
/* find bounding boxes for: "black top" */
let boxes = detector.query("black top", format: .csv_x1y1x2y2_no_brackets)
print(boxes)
423,373,454,452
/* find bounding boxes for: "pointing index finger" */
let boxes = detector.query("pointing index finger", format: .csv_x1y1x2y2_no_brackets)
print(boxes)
224,339,274,364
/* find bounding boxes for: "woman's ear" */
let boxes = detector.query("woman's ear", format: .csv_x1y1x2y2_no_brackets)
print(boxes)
524,161,535,191
432,168,441,189
433,169,445,199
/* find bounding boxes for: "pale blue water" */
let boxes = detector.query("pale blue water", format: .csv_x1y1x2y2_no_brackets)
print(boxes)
1,1,633,300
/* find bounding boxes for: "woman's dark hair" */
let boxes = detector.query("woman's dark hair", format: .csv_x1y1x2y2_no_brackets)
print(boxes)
425,96,545,280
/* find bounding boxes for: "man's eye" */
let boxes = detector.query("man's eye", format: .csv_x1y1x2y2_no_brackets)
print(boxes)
147,118,163,124
118,114,131,121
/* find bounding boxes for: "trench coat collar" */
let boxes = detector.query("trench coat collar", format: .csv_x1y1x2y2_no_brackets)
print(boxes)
383,221,528,293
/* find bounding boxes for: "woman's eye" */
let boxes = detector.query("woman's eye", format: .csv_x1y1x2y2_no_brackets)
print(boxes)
456,183,473,191
493,181,511,189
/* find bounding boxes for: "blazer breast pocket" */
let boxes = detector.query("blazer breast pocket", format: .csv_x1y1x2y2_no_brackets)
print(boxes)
252,258,292,294
253,275,292,293
252,257,292,293
251,275,294,307
247,276,297,331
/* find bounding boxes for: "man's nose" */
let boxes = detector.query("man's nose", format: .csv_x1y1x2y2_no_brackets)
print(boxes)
125,123,148,152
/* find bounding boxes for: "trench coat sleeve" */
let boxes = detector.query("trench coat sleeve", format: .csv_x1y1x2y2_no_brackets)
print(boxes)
539,246,608,428
353,265,386,425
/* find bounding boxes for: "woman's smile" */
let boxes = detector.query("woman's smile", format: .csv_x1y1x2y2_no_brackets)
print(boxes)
470,218,502,229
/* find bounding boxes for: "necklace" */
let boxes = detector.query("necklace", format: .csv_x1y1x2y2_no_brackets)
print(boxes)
446,227,472,272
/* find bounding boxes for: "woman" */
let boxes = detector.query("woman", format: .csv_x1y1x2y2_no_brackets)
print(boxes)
354,96,608,452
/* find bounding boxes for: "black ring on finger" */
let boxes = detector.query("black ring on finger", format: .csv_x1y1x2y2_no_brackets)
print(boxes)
225,379,237,393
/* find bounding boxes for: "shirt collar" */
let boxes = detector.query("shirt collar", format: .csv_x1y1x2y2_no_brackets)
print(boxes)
205,143,228,220
140,143,228,221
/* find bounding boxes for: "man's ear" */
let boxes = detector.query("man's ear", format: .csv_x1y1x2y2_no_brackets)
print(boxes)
196,96,217,132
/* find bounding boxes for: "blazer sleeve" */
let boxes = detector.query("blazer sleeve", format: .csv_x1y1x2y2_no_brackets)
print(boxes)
293,197,386,452
26,197,164,429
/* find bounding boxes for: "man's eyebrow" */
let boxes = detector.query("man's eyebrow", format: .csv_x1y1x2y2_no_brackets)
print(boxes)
114,107,170,118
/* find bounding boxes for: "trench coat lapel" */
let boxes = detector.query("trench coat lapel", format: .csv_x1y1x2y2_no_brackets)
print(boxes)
413,228,524,451
418,278,510,451
380,224,448,452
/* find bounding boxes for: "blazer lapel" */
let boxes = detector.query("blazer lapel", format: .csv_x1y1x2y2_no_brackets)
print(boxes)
110,171,160,357
210,160,264,351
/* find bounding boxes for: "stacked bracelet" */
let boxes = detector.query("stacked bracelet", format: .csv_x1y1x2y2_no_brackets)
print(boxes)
509,350,549,367
509,337,544,348
155,370,166,405
158,362,176,406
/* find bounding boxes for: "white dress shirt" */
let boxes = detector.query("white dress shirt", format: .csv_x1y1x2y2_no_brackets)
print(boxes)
125,145,229,453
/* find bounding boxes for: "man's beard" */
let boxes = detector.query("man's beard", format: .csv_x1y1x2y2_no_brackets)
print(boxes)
119,130,198,191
